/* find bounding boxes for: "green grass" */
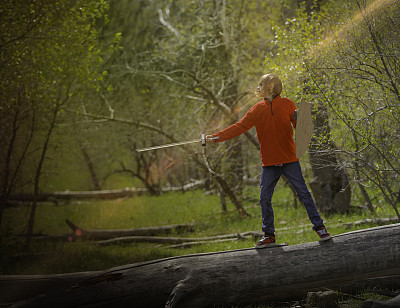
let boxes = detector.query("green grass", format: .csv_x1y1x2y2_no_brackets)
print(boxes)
0,183,397,276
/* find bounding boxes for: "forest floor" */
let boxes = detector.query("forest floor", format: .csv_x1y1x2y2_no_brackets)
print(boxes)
1,185,399,307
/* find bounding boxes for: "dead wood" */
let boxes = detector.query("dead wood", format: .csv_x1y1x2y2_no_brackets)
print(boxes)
26,220,196,242
64,219,195,240
23,233,72,241
6,188,147,202
1,224,400,308
164,238,245,249
5,181,205,204
341,217,399,228
275,217,399,234
29,217,399,245
94,233,251,246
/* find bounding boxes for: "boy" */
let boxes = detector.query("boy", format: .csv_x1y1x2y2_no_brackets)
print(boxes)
207,74,331,248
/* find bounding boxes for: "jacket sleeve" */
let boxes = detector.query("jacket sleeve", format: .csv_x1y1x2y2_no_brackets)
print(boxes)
213,105,257,142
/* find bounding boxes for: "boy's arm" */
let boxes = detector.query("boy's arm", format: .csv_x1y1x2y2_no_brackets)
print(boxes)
209,105,257,142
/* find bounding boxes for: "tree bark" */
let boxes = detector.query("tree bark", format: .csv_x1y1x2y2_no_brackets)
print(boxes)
1,224,400,308
309,101,351,213
78,141,101,191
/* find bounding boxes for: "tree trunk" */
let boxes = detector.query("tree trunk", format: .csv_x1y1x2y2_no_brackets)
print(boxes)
196,154,249,218
2,224,400,308
26,102,59,250
219,189,227,212
0,90,34,231
352,130,375,214
78,142,101,191
309,101,351,213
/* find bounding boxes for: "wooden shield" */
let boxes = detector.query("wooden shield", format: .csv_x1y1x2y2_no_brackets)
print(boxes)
295,98,314,158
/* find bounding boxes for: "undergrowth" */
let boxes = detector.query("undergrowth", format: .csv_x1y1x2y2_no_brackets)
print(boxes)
0,184,397,276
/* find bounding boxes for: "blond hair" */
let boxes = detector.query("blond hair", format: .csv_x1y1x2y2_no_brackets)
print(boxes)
259,74,282,96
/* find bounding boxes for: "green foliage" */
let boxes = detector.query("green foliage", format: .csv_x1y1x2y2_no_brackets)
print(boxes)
305,0,400,214
1,0,108,99
264,1,331,100
264,0,400,217
0,0,114,196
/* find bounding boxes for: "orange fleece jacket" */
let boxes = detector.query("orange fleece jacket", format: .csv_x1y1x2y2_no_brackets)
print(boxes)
213,95,298,166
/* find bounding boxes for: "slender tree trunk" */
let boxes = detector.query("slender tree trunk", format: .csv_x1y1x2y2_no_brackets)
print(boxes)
199,153,248,217
352,130,375,214
78,141,101,190
228,137,244,199
219,189,227,212
0,91,34,230
117,159,161,196
0,107,19,231
25,104,60,250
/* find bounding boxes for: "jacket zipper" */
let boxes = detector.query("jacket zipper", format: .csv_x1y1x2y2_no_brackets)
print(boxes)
264,98,273,116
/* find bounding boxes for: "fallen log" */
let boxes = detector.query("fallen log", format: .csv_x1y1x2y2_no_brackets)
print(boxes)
5,180,205,204
164,238,244,249
65,219,195,240
341,217,399,228
29,217,399,245
27,217,399,246
1,224,400,308
94,233,251,246
274,217,399,234
5,187,147,203
24,221,196,242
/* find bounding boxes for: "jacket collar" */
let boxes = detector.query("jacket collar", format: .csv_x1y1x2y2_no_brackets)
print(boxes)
263,94,280,103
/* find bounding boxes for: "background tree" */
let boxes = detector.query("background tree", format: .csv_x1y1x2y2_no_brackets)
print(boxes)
306,0,400,219
0,0,113,244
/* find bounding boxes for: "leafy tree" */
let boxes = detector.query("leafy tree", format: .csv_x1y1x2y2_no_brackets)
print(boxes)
306,0,400,218
0,0,112,245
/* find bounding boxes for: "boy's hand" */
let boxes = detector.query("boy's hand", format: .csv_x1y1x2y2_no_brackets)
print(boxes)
206,135,220,142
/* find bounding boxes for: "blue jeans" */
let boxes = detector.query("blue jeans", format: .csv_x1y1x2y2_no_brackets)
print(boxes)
259,161,323,234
